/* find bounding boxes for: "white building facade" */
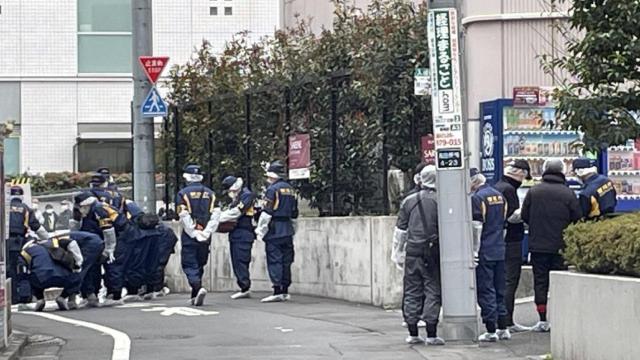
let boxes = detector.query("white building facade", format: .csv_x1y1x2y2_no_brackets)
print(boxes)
0,0,280,175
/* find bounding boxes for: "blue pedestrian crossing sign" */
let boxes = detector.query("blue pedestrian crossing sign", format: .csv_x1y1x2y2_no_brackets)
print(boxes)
142,87,168,117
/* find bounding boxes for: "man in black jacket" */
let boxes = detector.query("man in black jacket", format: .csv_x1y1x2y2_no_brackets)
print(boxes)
494,160,531,333
522,159,581,333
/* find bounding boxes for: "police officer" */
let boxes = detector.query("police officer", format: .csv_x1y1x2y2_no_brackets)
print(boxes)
7,186,49,304
470,168,510,342
72,191,119,307
494,160,532,333
255,160,299,303
572,158,617,219
219,176,257,300
392,165,444,345
145,224,178,299
89,172,125,212
176,164,220,306
17,238,82,312
62,231,104,310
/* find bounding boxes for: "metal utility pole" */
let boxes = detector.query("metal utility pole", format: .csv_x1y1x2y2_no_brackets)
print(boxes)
132,0,155,213
428,0,478,341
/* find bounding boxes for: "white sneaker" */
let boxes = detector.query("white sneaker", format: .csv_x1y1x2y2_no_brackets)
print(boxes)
478,332,499,342
161,287,171,296
87,294,100,308
34,299,46,312
531,321,551,333
230,291,251,300
497,329,512,340
55,296,69,311
283,294,291,301
68,295,79,310
425,337,445,346
102,298,124,307
123,295,143,303
261,294,286,303
402,321,408,328
405,336,424,345
194,288,207,306
508,323,532,333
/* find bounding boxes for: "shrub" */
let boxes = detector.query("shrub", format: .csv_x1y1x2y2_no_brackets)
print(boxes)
563,213,640,277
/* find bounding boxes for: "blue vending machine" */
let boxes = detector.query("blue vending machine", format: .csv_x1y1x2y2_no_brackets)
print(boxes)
479,98,584,261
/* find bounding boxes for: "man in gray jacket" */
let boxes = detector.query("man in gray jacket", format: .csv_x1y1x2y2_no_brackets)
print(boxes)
392,165,444,345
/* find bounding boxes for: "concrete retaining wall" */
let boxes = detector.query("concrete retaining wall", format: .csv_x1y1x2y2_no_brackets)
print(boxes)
164,216,534,308
164,216,403,308
550,272,640,360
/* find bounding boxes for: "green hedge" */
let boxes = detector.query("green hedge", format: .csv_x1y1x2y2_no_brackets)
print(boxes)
6,172,137,194
563,213,640,277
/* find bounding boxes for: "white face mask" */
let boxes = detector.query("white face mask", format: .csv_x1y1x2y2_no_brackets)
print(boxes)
46,209,54,214
61,205,69,211
79,205,91,217
228,191,238,200
266,177,277,185
32,204,39,210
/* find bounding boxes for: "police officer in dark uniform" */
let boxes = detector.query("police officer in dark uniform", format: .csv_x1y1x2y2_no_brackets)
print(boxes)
255,161,298,303
89,172,125,212
7,186,49,304
493,159,532,333
572,158,617,219
470,168,510,342
176,164,219,306
219,176,257,300
17,238,82,312
63,231,104,310
72,191,120,307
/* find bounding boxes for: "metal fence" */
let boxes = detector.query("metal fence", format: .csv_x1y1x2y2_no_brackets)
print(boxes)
161,72,431,216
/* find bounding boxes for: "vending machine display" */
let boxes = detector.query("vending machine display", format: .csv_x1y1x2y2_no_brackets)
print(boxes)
603,141,640,210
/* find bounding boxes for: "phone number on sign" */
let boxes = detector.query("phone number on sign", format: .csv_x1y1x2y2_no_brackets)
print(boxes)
435,138,462,147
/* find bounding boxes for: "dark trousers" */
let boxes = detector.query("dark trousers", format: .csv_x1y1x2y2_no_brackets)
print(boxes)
530,252,567,306
181,234,210,291
230,240,253,292
476,259,507,329
149,227,177,292
82,261,102,298
7,250,20,304
504,241,523,326
265,237,294,293
402,254,441,326
105,234,137,298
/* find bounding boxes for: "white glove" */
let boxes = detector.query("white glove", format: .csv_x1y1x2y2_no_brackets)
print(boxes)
203,208,222,235
102,228,117,264
73,267,82,273
473,251,479,267
218,208,241,224
472,221,483,254
194,230,211,243
507,208,523,224
67,240,84,270
255,212,272,241
35,226,49,241
391,227,407,272
179,210,197,238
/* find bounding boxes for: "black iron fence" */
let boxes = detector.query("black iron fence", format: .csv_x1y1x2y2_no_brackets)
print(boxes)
161,72,431,216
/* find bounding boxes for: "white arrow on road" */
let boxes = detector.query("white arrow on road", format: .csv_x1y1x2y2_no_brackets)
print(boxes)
141,306,219,317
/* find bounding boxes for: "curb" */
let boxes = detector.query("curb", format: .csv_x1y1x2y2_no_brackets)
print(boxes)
0,332,29,360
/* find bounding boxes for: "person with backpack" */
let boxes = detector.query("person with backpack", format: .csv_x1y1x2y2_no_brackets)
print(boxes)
392,165,445,346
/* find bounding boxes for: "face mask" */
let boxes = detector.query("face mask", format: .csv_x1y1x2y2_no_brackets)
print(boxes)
266,178,276,185
61,205,69,211
32,204,39,210
228,191,238,200
46,209,54,214
79,205,91,217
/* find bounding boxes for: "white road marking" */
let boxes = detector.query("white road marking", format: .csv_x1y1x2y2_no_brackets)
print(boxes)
140,306,219,316
19,311,131,360
116,302,165,309
274,326,294,333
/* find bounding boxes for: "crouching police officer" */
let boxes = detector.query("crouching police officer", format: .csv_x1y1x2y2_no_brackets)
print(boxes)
470,169,510,342
17,236,83,311
7,186,49,304
219,176,257,300
392,165,444,345
63,231,104,310
255,161,298,303
177,165,220,306
572,158,617,220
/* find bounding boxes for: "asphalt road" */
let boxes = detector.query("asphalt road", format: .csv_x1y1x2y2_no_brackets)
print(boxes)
12,293,549,360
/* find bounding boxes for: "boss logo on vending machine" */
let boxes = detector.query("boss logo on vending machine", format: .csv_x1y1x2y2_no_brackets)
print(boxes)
482,121,495,172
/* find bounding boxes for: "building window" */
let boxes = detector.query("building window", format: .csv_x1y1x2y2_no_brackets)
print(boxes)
224,7,232,15
210,7,218,15
77,140,132,173
78,0,132,73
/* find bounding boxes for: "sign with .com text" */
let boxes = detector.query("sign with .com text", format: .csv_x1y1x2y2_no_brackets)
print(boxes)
428,8,464,170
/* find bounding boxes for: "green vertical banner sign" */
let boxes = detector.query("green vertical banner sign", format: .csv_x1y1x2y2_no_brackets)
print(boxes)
428,8,464,170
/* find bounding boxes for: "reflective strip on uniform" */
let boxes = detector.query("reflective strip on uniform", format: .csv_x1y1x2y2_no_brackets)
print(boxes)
274,191,280,211
52,237,59,248
20,250,32,265
209,193,216,213
182,194,192,214
589,195,601,218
